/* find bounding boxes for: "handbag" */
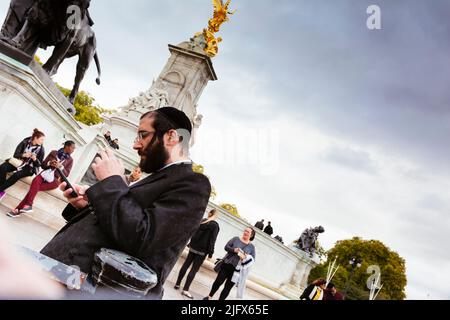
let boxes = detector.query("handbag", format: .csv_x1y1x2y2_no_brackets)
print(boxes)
8,158,23,168
91,248,158,298
214,258,224,273
41,169,55,183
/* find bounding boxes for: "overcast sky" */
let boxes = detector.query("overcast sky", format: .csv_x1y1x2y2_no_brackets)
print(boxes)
2,0,449,299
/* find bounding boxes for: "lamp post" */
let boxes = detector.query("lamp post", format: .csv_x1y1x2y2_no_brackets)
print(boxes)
343,257,362,300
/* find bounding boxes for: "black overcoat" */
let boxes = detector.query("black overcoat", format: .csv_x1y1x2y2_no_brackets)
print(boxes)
40,163,211,299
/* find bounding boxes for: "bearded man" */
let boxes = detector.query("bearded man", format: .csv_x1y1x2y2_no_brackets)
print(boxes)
40,107,211,299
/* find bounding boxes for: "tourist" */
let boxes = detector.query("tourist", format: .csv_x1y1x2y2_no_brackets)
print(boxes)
7,141,76,218
264,221,273,236
110,138,120,150
126,166,142,185
39,107,211,300
175,209,220,299
254,219,264,230
300,278,327,300
0,129,46,202
323,282,344,300
103,131,112,143
274,235,284,244
203,227,256,301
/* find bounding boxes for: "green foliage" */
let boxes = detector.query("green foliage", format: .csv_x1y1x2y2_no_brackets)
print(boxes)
308,237,407,300
57,84,111,126
314,240,327,262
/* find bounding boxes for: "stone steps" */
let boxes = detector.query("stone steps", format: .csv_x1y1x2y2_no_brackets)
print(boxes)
2,178,67,231
0,204,57,252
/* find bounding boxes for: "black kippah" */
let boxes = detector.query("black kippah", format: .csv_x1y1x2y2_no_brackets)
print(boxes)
155,107,193,135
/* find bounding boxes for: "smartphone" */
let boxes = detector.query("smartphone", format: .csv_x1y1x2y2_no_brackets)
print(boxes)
56,168,79,198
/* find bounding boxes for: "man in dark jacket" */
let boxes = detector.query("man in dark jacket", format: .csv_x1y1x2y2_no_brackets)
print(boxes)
264,221,274,236
323,283,344,300
254,219,264,230
40,107,211,300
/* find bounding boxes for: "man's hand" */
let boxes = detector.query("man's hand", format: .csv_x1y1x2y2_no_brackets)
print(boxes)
30,154,37,161
234,248,240,253
91,149,125,182
59,182,89,210
22,152,31,159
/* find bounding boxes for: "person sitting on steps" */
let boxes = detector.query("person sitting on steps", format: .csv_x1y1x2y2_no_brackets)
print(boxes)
7,140,76,218
0,129,45,203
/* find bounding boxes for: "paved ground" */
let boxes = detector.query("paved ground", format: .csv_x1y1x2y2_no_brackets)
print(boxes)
0,202,263,300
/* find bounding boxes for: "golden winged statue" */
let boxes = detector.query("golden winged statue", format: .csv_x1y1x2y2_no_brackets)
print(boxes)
194,0,236,58
209,0,236,33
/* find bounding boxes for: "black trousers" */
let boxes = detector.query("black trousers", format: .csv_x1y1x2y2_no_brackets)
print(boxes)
209,263,236,300
176,251,206,291
0,162,33,192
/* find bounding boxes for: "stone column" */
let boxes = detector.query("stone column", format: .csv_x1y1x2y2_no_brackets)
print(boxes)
102,39,217,150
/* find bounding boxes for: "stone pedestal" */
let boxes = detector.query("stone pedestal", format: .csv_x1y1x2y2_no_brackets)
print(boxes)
102,41,217,150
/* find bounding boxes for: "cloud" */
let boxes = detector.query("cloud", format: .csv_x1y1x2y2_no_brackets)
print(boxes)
322,146,378,175
2,0,450,299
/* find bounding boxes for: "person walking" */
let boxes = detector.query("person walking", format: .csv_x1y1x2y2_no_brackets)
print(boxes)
175,209,220,299
0,129,45,202
323,282,344,300
300,279,327,300
203,227,256,301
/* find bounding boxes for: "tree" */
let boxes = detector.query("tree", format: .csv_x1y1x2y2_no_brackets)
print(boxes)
34,55,109,126
314,240,327,262
308,237,407,300
57,84,110,126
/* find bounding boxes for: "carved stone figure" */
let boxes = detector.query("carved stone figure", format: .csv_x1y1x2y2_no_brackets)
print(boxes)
296,226,325,257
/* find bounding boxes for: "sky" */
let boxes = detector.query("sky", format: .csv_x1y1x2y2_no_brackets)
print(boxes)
1,0,449,299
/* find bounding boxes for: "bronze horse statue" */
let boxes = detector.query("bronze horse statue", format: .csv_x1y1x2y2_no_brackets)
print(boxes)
1,0,101,106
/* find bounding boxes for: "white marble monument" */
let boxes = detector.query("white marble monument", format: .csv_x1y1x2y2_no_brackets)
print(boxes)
0,36,317,299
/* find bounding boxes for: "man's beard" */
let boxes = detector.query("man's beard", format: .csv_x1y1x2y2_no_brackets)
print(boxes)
139,137,169,174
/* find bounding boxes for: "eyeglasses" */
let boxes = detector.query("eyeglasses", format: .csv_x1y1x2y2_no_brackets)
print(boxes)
134,131,155,143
